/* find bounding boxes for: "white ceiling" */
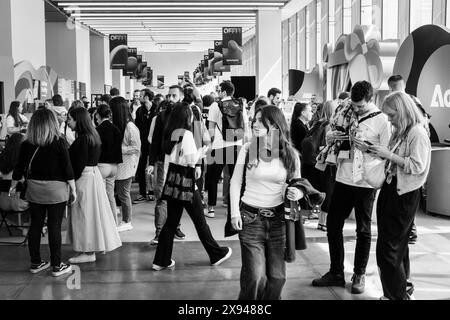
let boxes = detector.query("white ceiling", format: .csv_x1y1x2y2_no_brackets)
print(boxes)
52,0,291,52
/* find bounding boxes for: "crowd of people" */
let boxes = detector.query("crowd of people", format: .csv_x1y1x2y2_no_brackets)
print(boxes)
0,74,431,300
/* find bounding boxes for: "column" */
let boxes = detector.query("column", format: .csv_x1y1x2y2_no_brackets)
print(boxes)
298,9,307,70
256,9,282,97
0,0,14,114
372,0,382,30
289,15,297,70
352,0,361,28
335,0,344,39
90,33,112,95
398,0,410,43
432,0,446,25
307,1,317,70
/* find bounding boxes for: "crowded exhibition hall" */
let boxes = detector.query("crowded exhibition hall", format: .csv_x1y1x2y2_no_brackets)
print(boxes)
1,0,450,307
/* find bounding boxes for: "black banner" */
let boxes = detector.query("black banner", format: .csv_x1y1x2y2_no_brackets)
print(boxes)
126,47,138,76
213,40,230,73
222,27,242,65
109,34,128,69
157,75,164,89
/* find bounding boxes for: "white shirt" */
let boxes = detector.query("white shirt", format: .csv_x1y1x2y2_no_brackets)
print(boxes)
230,142,301,219
208,97,248,150
6,114,28,129
116,122,141,180
336,103,391,188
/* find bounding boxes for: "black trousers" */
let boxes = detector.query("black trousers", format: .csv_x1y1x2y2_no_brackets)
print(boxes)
206,146,240,208
136,143,149,197
153,190,228,267
28,201,67,267
376,178,420,300
327,182,376,275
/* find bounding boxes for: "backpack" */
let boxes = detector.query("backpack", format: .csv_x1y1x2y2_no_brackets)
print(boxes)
301,120,329,165
218,99,245,142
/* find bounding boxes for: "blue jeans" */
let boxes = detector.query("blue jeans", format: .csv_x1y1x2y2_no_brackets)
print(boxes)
238,206,286,300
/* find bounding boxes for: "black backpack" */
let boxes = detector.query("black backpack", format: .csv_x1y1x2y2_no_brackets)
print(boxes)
300,120,329,165
218,98,245,142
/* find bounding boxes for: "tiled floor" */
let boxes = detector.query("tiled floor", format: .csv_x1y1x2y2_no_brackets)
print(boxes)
1,183,450,300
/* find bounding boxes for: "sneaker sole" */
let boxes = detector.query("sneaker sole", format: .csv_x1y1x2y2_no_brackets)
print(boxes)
52,265,72,277
212,248,232,266
69,258,96,264
152,260,175,271
30,263,51,274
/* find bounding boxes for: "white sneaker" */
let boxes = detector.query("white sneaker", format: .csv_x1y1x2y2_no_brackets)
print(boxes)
52,263,72,277
117,222,133,232
204,207,215,218
152,259,175,271
69,253,96,264
212,247,232,266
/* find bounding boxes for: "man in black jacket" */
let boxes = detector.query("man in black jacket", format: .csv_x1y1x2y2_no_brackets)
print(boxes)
134,88,156,203
147,85,186,244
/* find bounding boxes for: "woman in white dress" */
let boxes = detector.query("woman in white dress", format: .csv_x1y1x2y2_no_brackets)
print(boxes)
67,107,122,263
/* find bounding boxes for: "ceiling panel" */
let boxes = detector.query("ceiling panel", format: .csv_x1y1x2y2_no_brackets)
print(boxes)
49,0,290,51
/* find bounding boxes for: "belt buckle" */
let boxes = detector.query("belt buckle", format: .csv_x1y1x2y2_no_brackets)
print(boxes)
259,208,275,218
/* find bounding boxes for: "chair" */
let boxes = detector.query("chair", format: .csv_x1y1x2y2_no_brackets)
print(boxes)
0,208,30,245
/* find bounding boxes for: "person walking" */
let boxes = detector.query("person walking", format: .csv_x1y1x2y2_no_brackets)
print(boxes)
10,108,76,277
152,102,232,271
230,105,303,300
369,92,431,300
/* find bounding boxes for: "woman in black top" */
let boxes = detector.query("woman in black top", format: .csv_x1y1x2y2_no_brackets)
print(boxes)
10,109,76,277
95,104,123,224
290,102,311,157
67,108,122,264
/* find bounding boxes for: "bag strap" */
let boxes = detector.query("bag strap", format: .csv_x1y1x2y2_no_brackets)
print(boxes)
358,111,382,125
26,147,40,180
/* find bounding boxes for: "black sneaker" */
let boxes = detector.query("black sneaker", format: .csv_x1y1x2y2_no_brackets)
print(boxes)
30,260,50,274
52,262,72,277
312,271,346,287
174,229,186,240
351,273,365,294
408,229,418,244
133,195,147,204
406,280,414,295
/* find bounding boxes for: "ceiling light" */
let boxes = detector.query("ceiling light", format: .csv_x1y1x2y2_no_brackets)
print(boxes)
71,13,255,17
58,2,286,7
64,7,260,11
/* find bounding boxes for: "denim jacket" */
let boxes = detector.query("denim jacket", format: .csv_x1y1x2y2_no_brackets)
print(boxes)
391,124,431,195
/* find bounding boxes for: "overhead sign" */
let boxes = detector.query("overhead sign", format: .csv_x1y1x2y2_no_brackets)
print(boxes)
222,27,243,65
126,47,138,76
109,34,128,69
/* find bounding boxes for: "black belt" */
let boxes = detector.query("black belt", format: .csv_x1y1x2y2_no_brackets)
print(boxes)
240,202,284,218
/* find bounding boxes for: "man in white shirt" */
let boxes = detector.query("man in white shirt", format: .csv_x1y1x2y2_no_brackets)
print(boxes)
206,81,248,229
312,81,391,294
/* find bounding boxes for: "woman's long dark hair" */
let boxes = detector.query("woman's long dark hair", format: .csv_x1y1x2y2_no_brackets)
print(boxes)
8,101,23,127
162,102,193,155
250,106,298,177
69,107,101,147
110,96,132,140
0,133,25,175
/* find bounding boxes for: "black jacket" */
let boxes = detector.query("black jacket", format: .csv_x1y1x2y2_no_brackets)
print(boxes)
96,120,123,165
135,105,156,149
290,119,309,155
149,105,173,165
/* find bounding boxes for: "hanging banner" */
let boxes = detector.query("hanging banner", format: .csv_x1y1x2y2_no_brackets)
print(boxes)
222,27,243,65
213,39,231,73
109,34,128,69
157,75,164,89
126,47,138,76
184,71,190,80
203,55,210,78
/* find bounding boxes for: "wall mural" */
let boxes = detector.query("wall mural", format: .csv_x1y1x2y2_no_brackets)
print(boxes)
393,24,450,141
13,60,78,111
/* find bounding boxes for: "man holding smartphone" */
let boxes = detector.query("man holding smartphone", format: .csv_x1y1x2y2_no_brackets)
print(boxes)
312,81,391,294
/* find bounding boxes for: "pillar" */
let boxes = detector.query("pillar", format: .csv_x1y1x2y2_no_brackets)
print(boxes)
256,9,282,97
432,0,446,25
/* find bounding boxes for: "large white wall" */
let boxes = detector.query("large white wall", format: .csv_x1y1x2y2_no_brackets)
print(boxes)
46,22,77,80
76,26,91,97
0,0,14,115
10,0,46,68
143,52,203,88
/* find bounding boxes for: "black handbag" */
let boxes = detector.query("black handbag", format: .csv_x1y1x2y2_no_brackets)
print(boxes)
161,162,195,202
17,146,39,201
